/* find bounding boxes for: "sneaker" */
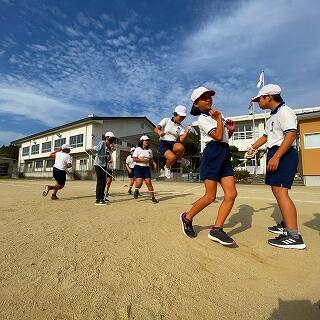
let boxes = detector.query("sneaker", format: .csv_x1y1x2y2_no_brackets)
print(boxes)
151,196,159,203
104,192,110,198
95,200,107,206
133,189,139,199
128,188,132,195
268,231,306,249
51,194,59,200
178,158,190,167
180,212,196,238
42,185,50,197
164,165,172,179
208,228,235,246
268,221,286,234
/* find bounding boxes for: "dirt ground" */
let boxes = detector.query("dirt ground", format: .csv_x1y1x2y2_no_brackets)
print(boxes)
0,178,319,320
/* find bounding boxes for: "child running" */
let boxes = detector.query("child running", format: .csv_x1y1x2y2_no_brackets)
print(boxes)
132,135,158,203
180,86,237,246
247,84,306,249
154,105,192,179
125,147,136,195
42,144,73,200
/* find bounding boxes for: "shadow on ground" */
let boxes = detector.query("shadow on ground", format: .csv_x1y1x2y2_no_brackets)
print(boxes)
268,298,320,320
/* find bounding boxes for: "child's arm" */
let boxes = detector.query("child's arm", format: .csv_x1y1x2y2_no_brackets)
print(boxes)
149,159,157,170
208,110,223,141
154,126,165,137
179,125,192,143
246,135,268,158
49,149,60,157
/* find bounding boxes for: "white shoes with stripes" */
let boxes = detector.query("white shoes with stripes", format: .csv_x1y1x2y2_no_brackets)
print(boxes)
268,231,306,250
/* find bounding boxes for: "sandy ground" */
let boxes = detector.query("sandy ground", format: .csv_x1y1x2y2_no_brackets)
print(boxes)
0,178,319,320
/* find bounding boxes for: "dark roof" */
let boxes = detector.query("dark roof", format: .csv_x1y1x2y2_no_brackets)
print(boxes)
11,116,156,145
297,110,320,121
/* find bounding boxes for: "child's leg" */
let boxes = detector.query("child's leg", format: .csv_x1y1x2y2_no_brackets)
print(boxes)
106,176,112,193
134,178,143,199
164,150,176,169
214,176,237,227
172,143,185,160
271,186,297,229
186,179,217,220
144,178,155,197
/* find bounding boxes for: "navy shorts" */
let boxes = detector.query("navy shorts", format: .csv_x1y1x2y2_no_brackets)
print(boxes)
158,140,176,156
265,146,298,189
134,165,151,179
127,169,135,178
53,167,66,186
200,141,234,181
106,169,113,179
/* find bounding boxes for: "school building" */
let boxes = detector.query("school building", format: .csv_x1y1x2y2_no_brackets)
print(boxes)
193,106,320,186
11,115,157,179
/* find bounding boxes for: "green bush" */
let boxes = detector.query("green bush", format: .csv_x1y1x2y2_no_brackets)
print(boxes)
234,169,251,182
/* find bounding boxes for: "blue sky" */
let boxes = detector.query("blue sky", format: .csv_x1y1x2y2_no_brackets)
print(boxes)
1,0,320,145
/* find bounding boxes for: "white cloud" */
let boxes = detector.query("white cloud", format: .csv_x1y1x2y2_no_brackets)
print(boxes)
0,130,25,145
0,86,90,127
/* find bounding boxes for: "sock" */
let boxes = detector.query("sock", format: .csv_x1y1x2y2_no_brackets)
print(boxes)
286,229,300,239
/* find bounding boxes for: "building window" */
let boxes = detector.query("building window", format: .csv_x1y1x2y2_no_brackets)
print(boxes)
79,159,87,171
0,164,9,176
127,142,136,148
31,144,40,155
42,141,52,153
304,133,320,149
46,159,55,171
69,134,84,148
114,137,122,145
233,123,254,140
54,138,66,150
22,146,30,156
35,160,43,168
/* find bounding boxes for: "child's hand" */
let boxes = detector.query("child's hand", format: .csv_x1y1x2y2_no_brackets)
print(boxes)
209,109,222,120
225,119,235,132
186,125,193,132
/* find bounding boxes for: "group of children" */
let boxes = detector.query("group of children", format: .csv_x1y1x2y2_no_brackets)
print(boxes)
42,83,306,250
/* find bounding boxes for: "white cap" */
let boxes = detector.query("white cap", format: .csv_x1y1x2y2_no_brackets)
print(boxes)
61,144,73,150
105,131,115,137
190,86,215,103
140,135,150,141
174,105,187,116
130,147,136,152
252,84,281,102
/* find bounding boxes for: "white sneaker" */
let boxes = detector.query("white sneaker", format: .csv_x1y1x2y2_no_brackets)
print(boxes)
164,165,172,179
178,158,190,167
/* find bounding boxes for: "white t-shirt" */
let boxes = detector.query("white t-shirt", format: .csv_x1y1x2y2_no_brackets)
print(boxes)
132,147,153,167
197,113,229,145
263,103,297,148
53,151,72,171
158,118,186,142
125,155,135,169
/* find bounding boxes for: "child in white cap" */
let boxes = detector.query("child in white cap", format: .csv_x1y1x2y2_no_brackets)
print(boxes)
180,86,237,246
42,144,73,200
125,147,136,195
247,84,306,249
154,105,192,179
132,135,158,203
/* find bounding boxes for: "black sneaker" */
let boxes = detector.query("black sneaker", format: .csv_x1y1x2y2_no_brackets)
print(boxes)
128,188,132,195
180,212,196,238
133,189,139,199
268,221,286,234
208,228,235,246
95,200,107,206
268,232,306,249
151,197,158,203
